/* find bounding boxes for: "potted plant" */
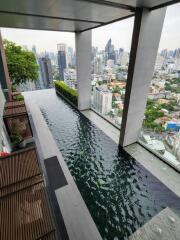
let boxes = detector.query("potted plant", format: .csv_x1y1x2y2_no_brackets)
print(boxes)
10,132,23,150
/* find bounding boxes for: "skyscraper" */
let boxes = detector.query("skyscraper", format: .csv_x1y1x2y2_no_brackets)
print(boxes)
67,46,74,67
93,56,103,74
174,48,180,59
105,38,115,62
31,45,44,89
38,57,53,88
57,43,67,80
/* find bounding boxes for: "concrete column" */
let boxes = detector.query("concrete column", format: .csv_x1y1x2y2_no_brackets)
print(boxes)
76,30,92,110
120,8,166,147
0,31,12,100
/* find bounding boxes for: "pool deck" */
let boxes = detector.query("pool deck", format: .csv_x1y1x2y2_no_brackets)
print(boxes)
26,100,103,240
82,109,180,198
128,207,180,240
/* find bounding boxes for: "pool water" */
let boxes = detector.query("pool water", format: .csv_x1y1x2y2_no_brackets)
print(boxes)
24,89,180,240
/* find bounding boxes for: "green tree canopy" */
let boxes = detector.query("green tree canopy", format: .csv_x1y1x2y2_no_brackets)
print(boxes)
3,39,38,86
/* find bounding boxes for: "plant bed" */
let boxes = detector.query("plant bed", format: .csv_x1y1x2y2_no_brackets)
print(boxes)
3,105,33,150
54,81,78,106
11,92,24,101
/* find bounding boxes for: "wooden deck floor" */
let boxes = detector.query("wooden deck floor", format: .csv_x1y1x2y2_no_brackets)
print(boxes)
0,147,57,239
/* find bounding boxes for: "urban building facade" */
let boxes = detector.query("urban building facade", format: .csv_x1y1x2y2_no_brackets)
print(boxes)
64,68,77,89
39,57,53,88
93,86,112,115
57,43,67,81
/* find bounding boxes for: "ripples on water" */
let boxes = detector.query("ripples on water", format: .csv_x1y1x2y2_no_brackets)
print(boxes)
24,89,180,240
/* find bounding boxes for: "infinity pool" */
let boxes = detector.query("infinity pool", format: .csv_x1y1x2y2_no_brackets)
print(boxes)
24,89,180,240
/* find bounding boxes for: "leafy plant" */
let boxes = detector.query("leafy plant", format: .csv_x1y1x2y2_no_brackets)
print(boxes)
55,81,78,106
3,39,38,86
16,94,24,101
11,84,17,92
10,133,23,145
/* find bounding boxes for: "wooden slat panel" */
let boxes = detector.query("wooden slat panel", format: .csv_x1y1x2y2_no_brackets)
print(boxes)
0,182,56,240
5,101,25,109
41,231,57,240
3,106,27,117
0,175,43,198
0,148,41,189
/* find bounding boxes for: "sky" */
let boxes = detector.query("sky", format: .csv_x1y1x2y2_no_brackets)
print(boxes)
1,3,180,53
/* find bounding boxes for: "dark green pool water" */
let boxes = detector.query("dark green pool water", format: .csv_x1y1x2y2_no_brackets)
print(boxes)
24,89,180,240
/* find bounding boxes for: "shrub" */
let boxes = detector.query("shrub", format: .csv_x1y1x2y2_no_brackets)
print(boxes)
11,85,17,92
54,81,78,106
16,93,24,101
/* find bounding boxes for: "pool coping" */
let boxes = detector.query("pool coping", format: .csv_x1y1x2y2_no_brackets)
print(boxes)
25,99,103,240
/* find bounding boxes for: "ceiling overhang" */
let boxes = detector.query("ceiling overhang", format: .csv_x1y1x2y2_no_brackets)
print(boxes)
0,0,178,32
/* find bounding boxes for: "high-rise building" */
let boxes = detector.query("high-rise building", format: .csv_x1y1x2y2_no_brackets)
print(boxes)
32,45,37,56
120,52,129,66
174,48,180,59
93,86,112,115
38,57,53,88
92,46,98,60
93,56,103,74
155,54,165,70
67,47,74,67
117,48,124,64
106,59,115,68
64,69,77,89
174,58,180,71
57,43,67,80
105,38,115,62
31,45,44,89
160,49,168,58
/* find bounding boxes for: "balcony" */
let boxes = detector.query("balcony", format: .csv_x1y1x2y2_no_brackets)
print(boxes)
0,1,180,240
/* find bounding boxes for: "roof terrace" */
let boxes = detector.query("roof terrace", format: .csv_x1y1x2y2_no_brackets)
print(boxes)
0,1,180,240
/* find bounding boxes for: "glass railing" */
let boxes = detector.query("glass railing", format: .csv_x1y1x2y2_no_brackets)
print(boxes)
139,74,180,171
91,69,128,130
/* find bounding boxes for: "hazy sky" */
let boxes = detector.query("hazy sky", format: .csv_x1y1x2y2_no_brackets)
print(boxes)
1,3,180,53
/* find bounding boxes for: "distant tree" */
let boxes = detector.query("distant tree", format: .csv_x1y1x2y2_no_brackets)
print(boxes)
112,86,120,93
97,81,102,86
165,83,172,91
108,110,114,118
3,39,38,86
143,99,165,132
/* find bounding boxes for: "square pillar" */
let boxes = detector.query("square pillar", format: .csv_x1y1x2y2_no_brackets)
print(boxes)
76,30,92,110
120,8,166,147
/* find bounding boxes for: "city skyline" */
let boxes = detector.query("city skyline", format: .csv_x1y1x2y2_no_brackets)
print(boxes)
0,3,180,53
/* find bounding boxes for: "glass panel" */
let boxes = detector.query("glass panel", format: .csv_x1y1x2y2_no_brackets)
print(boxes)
139,4,180,169
91,18,134,128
